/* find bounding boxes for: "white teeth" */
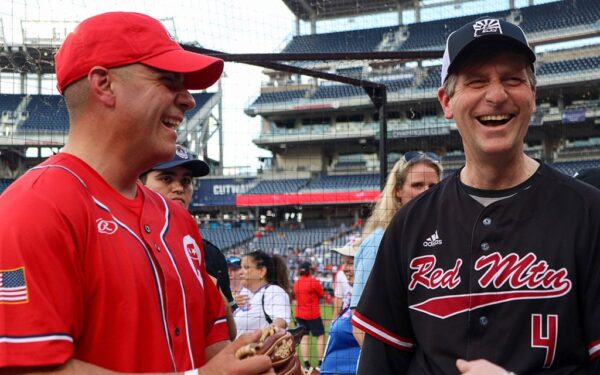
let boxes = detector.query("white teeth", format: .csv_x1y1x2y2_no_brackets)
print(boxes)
479,114,510,121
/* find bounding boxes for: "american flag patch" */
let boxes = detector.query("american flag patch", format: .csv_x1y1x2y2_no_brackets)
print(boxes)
0,268,28,304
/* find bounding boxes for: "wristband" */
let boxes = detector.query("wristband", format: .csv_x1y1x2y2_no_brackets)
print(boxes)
184,370,197,375
506,372,517,375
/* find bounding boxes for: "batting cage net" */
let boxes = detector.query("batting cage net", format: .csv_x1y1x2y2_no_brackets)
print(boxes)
0,0,599,367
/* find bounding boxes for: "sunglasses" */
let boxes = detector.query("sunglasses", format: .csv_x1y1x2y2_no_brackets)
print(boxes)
403,151,441,163
227,256,241,266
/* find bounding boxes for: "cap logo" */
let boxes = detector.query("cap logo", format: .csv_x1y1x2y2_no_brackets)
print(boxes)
175,145,189,160
473,18,502,37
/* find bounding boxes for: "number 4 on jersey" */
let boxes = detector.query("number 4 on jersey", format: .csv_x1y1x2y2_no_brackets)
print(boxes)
531,314,558,368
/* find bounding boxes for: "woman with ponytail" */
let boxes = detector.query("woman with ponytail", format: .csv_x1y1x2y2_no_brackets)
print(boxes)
233,250,291,337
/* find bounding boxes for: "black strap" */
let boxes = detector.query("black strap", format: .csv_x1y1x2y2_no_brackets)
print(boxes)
261,284,273,324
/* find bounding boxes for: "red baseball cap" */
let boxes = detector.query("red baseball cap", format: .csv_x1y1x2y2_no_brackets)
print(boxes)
55,12,224,93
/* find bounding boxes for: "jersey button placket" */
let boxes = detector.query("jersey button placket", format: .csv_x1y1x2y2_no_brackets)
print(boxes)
144,224,151,233
480,217,492,251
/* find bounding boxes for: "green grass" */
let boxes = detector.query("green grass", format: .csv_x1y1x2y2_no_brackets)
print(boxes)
292,303,335,367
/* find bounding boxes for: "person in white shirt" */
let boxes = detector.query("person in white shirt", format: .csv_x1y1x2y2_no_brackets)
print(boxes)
234,250,291,337
333,265,352,315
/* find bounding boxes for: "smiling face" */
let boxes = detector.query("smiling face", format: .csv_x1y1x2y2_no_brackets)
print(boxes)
340,255,355,286
110,64,196,165
144,166,194,209
438,51,536,161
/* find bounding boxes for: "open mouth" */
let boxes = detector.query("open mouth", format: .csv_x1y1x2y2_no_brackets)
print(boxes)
477,114,513,126
161,118,181,130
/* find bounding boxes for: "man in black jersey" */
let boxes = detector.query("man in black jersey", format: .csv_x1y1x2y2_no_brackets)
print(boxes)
352,17,600,375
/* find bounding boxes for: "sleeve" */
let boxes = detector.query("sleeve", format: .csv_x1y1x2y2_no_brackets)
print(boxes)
357,334,411,374
265,286,291,326
351,219,415,352
581,206,600,364
350,230,383,309
204,280,229,345
198,237,229,345
314,278,325,298
0,184,85,368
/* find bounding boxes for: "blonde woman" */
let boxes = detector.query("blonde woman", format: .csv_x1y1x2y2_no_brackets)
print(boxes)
350,151,442,345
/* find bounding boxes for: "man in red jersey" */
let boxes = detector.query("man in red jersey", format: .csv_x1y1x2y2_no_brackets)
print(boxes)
0,11,273,375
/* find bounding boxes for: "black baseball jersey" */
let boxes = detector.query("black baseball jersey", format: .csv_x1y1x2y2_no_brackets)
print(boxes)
353,163,600,374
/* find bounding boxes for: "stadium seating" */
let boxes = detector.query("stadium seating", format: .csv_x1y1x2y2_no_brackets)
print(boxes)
417,66,442,89
279,0,600,56
282,26,399,54
184,93,216,119
200,227,255,250
249,0,600,108
0,178,14,194
244,178,309,194
520,0,600,34
538,56,600,76
19,95,70,132
4,92,213,134
302,174,379,191
251,89,308,106
0,94,24,113
550,160,600,176
253,228,341,255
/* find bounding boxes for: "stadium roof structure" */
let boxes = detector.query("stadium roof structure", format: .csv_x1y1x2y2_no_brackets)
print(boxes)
281,0,417,21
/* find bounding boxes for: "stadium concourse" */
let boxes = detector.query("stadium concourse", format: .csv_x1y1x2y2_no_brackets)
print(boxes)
0,0,600,277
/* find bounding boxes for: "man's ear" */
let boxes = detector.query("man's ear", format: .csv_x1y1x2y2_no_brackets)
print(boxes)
437,87,453,120
87,66,116,107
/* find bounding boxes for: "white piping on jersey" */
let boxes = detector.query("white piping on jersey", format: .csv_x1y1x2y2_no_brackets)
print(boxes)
91,196,177,371
0,334,73,344
352,314,414,349
214,317,227,325
32,165,177,371
590,342,600,357
30,165,88,188
154,192,196,370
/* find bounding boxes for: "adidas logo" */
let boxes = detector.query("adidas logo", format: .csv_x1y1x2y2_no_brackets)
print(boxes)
423,230,443,247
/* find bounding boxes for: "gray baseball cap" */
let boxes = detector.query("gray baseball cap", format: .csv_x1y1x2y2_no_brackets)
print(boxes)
441,17,536,83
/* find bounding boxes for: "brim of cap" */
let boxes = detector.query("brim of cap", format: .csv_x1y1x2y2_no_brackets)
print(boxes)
448,35,536,78
332,245,356,257
153,159,210,177
142,49,224,90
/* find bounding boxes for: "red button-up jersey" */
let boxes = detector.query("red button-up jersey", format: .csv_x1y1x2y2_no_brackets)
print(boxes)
0,153,228,372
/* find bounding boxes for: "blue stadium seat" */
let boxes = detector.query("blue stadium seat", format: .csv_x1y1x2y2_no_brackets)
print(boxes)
244,179,309,194
303,174,379,191
19,95,70,132
200,227,255,250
